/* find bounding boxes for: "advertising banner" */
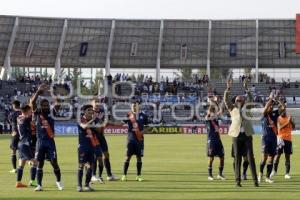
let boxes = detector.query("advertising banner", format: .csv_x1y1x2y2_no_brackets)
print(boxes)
54,123,230,135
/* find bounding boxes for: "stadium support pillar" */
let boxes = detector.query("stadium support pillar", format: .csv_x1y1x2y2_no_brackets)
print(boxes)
156,20,164,83
105,20,115,76
206,20,212,79
54,19,68,82
1,17,18,80
255,19,259,83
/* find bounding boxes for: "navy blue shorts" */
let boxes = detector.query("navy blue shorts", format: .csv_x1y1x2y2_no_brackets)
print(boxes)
98,134,109,153
207,140,224,157
127,140,144,157
18,143,34,161
94,145,103,157
10,135,19,150
261,138,277,156
231,143,247,158
78,147,94,164
277,140,293,155
35,140,57,162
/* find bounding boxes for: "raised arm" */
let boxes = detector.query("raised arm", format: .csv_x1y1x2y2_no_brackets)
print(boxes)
29,83,49,111
244,79,253,103
263,96,273,116
277,98,286,111
79,116,97,129
224,79,234,111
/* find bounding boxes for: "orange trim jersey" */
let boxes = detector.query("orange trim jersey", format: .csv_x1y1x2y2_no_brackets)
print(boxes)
81,117,100,147
277,115,292,141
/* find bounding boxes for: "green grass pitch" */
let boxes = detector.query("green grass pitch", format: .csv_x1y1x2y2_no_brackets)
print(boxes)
0,134,299,200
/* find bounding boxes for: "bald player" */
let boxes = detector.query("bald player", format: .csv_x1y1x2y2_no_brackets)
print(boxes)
224,79,258,187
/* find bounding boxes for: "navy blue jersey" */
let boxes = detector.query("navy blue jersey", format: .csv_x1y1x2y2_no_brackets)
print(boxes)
205,119,221,141
123,111,148,141
91,117,105,139
77,119,98,150
17,116,33,145
9,110,22,136
261,110,279,141
34,110,55,141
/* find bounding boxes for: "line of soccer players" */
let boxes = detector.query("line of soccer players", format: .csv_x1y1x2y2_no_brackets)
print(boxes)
77,98,149,191
10,83,149,191
9,82,295,191
205,80,295,186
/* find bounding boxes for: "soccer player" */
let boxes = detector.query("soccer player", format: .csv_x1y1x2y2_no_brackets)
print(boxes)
90,98,118,184
271,104,295,179
77,105,99,192
29,83,63,191
121,101,149,182
205,105,225,181
259,94,281,183
9,100,22,173
15,104,38,188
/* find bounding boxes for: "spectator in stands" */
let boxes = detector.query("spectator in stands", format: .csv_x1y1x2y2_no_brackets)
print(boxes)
203,74,209,85
287,79,291,88
251,85,256,93
259,74,263,83
266,76,270,84
295,81,299,88
241,75,245,83
271,78,275,85
149,83,153,94
282,78,286,88
291,96,296,104
159,83,164,93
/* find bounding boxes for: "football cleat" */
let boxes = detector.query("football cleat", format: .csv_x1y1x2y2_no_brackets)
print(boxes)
136,176,144,182
77,186,83,192
265,178,274,183
284,174,291,179
217,175,226,180
34,185,43,191
84,186,95,192
121,175,127,181
16,182,27,188
56,181,64,190
107,175,119,181
29,180,38,187
91,176,98,182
